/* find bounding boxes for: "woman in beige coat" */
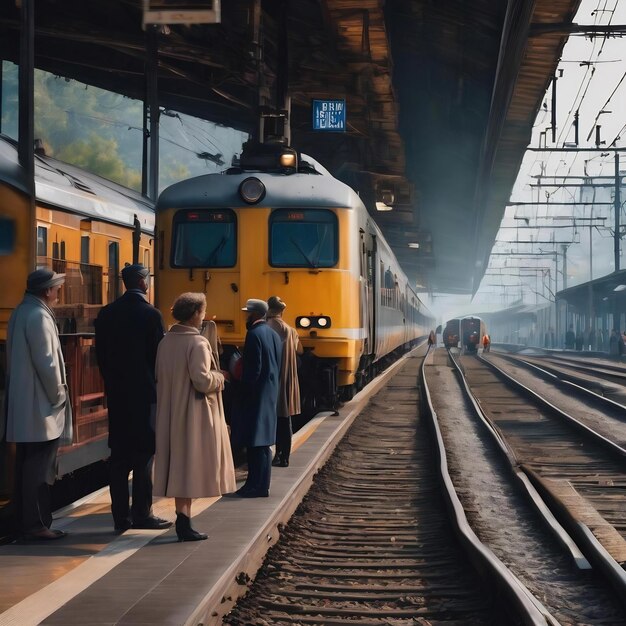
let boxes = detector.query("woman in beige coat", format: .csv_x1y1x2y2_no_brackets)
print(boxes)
154,293,236,542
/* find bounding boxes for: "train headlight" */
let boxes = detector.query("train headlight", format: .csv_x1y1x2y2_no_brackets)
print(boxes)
239,177,266,204
297,316,331,329
298,317,311,328
316,316,330,328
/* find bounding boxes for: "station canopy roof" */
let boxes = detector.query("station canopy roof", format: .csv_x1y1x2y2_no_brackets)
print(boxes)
0,0,580,293
557,270,626,312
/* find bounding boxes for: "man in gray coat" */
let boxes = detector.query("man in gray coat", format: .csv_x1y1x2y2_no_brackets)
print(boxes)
5,269,72,540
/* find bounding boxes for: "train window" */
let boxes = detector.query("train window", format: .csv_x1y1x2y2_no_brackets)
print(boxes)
37,226,48,257
269,209,338,268
0,217,15,255
172,209,237,268
81,236,90,264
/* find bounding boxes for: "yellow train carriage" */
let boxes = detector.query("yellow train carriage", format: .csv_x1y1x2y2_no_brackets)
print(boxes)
156,142,433,408
0,135,154,491
156,203,363,389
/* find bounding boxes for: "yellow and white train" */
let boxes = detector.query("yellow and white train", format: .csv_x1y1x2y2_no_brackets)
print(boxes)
155,142,433,409
0,134,154,483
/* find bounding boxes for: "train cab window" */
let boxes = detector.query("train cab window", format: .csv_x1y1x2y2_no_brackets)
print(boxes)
0,217,15,255
172,210,237,268
37,226,48,257
269,209,338,268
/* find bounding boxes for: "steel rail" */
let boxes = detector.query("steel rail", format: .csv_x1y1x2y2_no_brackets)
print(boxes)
491,352,626,420
420,348,559,626
472,353,626,606
446,350,590,570
478,354,626,460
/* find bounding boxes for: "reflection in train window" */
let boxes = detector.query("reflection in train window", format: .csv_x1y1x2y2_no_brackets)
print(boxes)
0,217,16,255
172,209,237,268
269,209,338,268
37,225,48,257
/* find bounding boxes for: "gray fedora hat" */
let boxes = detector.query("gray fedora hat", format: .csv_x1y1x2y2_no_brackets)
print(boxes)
27,268,65,293
242,298,268,314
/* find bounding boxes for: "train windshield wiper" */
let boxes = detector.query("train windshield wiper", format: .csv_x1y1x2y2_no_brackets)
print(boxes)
206,235,227,265
312,225,328,267
290,236,316,268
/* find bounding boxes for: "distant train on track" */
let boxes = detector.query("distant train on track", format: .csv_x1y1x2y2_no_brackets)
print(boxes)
461,316,485,352
443,318,461,348
155,141,434,409
443,316,486,352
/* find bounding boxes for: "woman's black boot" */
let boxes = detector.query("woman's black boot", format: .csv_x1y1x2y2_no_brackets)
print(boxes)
175,513,208,542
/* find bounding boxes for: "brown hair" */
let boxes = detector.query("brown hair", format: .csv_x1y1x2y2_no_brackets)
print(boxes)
171,292,206,322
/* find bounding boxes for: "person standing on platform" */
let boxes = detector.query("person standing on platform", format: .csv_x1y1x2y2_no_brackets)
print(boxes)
154,293,235,541
4,269,72,540
95,264,172,533
266,296,302,468
565,325,576,350
235,299,282,497
427,330,436,348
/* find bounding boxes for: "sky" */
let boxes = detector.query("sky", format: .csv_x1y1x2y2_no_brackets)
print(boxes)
427,0,626,324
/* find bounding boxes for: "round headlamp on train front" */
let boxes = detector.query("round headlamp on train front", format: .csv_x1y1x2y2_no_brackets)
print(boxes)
239,177,266,204
297,316,311,329
297,316,331,329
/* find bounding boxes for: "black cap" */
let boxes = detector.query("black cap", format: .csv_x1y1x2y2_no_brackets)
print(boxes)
121,263,149,287
27,268,65,293
267,295,286,312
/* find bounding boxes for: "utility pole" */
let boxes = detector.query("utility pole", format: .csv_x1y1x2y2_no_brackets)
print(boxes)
616,152,622,272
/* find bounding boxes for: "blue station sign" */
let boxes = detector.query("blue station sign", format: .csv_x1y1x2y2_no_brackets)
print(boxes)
312,99,346,131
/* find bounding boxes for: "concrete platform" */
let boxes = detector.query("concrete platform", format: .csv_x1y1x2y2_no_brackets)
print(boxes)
0,353,411,626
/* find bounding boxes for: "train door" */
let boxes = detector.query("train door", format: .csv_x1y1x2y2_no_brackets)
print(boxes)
107,241,120,302
359,230,370,354
367,234,376,356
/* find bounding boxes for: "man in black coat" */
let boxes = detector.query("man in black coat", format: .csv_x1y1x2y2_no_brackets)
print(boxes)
95,264,171,532
236,299,282,498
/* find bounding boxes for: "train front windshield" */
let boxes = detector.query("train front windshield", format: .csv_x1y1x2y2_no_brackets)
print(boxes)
172,210,237,267
269,209,338,268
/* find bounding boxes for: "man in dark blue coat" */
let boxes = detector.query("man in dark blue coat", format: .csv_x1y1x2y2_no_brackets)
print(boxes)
95,264,171,532
236,298,282,498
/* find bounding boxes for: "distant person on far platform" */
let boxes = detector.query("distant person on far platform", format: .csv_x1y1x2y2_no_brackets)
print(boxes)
266,296,302,468
235,299,282,498
565,325,576,350
482,333,491,353
427,330,436,348
610,329,619,355
95,264,171,534
4,269,72,540
575,331,584,351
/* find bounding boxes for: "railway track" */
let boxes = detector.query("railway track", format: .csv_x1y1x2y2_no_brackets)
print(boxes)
224,354,551,626
430,349,626,624
481,352,626,452
491,351,626,405
453,353,626,597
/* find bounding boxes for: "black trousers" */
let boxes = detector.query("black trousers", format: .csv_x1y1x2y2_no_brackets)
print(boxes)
109,447,153,526
245,446,272,493
15,438,60,534
275,416,292,462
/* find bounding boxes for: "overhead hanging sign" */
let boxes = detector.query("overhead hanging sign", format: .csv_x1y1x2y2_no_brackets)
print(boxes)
312,99,346,132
